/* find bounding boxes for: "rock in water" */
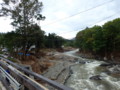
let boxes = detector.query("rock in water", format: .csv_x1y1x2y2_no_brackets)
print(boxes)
90,75,102,80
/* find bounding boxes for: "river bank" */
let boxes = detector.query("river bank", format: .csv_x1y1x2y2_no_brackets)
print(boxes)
77,50,120,64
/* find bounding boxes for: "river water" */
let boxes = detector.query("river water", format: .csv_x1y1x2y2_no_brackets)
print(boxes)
64,49,120,90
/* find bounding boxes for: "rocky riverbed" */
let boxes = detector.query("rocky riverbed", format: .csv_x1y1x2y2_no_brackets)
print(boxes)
42,49,120,90
42,52,79,84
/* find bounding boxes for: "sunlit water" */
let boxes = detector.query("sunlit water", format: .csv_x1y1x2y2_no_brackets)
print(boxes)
64,49,120,90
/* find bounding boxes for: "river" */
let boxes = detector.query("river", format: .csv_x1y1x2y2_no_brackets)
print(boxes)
64,49,120,90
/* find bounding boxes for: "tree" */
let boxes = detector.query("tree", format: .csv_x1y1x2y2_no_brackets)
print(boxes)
91,26,105,53
0,0,43,27
76,18,120,60
3,31,21,56
103,19,120,52
76,27,94,52
45,33,65,48
0,0,45,59
27,24,45,55
0,33,5,48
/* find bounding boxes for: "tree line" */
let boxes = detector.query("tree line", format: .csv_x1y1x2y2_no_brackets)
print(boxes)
76,18,120,60
0,27,65,57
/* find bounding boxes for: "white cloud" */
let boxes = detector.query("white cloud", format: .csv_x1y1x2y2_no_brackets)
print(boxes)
54,11,69,19
0,0,120,39
40,0,120,39
65,0,73,6
0,18,13,32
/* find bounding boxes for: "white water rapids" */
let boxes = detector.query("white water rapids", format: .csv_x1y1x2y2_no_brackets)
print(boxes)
64,49,120,90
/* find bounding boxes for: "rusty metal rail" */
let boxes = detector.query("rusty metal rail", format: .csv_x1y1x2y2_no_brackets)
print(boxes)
0,57,72,90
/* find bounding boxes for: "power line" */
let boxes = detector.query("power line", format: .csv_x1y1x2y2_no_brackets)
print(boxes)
42,0,115,27
58,10,120,35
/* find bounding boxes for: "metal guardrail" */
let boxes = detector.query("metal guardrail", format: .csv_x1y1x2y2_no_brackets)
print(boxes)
0,57,72,90
0,66,22,90
0,59,48,90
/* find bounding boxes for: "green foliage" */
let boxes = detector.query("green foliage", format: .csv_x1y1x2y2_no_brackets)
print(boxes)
64,39,76,47
0,0,66,60
76,18,120,55
26,24,45,54
0,0,43,27
3,31,18,52
45,33,65,48
0,33,5,47
2,24,45,54
0,0,45,58
91,26,105,53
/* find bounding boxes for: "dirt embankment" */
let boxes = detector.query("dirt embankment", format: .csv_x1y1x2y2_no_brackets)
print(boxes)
77,50,120,64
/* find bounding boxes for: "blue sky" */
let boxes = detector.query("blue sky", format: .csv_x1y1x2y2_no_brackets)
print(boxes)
0,0,120,39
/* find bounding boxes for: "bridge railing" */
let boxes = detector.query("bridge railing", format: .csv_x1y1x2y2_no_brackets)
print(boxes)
0,59,49,90
0,57,72,90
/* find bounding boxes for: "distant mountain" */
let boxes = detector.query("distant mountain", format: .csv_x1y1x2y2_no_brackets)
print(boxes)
64,37,75,41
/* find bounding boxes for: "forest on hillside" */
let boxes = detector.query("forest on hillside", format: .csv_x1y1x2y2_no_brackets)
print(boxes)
76,18,120,61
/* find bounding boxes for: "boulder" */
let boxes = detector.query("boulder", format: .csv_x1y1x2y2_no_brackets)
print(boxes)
78,61,86,64
100,63,116,67
90,75,102,80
